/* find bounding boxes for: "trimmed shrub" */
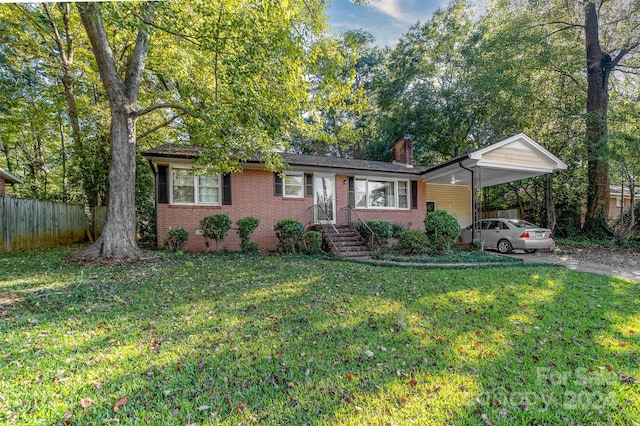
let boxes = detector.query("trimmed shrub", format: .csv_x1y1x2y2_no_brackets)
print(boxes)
274,219,305,253
304,231,323,254
200,213,232,251
236,216,260,254
396,229,428,255
164,228,189,252
424,209,460,252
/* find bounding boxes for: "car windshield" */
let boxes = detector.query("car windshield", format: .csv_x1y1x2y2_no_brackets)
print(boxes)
507,220,539,228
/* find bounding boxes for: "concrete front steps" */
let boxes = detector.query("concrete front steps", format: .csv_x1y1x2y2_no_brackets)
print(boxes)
316,224,371,258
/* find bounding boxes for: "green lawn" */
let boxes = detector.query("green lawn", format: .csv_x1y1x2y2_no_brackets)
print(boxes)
1,246,638,425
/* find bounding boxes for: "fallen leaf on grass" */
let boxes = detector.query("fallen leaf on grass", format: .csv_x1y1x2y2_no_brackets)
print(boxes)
113,396,128,412
619,373,637,383
617,341,629,347
80,398,94,408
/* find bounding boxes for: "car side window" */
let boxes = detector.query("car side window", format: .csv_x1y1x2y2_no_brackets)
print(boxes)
481,221,491,230
498,222,509,230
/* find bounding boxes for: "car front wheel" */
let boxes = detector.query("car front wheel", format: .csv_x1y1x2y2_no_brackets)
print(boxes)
497,239,512,254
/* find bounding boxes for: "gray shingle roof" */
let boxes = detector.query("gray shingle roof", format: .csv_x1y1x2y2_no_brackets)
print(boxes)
142,144,428,175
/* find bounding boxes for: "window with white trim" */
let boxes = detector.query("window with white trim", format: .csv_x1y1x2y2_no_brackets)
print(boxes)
171,167,221,205
354,178,410,209
283,174,304,198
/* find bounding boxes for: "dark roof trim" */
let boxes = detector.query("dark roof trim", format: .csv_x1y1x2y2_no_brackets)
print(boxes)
142,144,427,176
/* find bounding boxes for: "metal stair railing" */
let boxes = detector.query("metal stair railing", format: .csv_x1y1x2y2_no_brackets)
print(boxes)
340,206,374,251
307,204,340,254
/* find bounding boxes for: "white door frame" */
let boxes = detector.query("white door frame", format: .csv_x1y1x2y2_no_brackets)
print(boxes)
314,173,336,224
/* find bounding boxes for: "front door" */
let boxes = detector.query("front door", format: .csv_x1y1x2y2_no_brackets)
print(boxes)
314,174,335,224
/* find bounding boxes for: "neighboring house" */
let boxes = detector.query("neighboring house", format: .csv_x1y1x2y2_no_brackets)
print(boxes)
142,133,567,252
0,168,23,196
609,184,640,221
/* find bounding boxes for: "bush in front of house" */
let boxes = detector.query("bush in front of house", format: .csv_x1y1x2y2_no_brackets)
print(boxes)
424,209,460,252
236,216,260,254
365,220,394,251
200,213,232,251
391,222,408,238
396,229,428,255
164,228,189,252
304,230,323,254
274,219,305,253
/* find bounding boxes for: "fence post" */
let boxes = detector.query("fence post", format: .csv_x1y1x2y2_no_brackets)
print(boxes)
4,197,11,252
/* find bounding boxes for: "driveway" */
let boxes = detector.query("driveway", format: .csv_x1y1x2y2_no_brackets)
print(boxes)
506,249,640,281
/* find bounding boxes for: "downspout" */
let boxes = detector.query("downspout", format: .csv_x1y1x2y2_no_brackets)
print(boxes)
459,161,477,244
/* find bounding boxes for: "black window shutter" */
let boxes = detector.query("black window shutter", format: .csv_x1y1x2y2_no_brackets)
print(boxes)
305,174,313,197
411,180,418,209
274,174,283,196
348,177,355,207
222,173,232,205
157,165,169,204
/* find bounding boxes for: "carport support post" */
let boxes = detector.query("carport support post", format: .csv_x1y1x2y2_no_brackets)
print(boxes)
545,173,554,231
471,167,481,244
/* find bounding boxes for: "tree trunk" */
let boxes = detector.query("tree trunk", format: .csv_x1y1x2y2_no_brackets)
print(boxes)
80,109,142,259
583,1,611,234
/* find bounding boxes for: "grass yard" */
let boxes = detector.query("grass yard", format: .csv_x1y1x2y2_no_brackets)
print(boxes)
1,246,638,425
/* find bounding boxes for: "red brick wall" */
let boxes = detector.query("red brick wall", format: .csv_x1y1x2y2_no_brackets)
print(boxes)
158,169,315,251
157,169,427,252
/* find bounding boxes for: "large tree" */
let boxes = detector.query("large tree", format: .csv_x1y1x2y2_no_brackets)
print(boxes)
75,1,326,259
544,0,640,233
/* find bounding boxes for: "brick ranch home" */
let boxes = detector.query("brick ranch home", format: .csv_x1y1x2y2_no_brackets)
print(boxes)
142,133,567,253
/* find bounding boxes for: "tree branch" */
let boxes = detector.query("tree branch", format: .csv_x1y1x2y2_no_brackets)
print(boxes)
611,44,640,69
125,2,155,102
550,65,587,92
77,3,126,105
135,102,198,118
137,114,183,141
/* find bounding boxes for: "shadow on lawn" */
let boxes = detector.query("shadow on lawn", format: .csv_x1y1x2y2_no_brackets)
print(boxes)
1,249,638,424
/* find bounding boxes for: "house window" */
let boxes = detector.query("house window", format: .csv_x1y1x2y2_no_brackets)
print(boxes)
354,178,409,209
398,181,408,209
172,167,221,205
280,174,304,198
616,197,623,207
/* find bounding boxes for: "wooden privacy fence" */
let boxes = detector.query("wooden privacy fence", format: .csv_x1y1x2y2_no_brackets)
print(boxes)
0,197,87,253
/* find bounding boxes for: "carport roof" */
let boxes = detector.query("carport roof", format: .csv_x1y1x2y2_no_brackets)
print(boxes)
420,133,567,187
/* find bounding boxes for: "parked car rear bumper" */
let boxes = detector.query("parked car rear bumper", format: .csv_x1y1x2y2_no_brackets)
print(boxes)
513,238,555,251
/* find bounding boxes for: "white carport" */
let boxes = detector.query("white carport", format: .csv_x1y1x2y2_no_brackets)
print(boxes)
420,133,568,241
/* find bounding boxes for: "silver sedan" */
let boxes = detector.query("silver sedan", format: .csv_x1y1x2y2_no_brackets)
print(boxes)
460,219,554,254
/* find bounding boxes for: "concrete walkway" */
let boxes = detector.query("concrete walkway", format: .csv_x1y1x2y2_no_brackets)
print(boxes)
506,252,640,281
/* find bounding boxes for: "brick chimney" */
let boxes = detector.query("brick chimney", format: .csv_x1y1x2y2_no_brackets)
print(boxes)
392,135,413,167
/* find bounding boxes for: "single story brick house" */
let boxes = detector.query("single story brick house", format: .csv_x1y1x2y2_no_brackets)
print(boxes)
0,168,23,196
142,133,567,252
608,184,640,221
